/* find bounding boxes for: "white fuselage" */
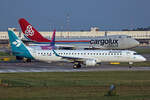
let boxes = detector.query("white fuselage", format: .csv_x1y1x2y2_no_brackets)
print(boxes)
28,47,146,63
27,35,139,50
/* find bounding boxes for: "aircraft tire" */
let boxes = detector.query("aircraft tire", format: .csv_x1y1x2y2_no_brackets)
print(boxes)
73,64,78,69
26,59,31,62
77,64,81,68
73,64,81,69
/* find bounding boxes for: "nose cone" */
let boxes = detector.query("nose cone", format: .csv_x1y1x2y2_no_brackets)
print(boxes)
134,40,140,47
131,39,140,48
141,57,146,62
138,56,146,62
134,55,146,62
120,38,140,49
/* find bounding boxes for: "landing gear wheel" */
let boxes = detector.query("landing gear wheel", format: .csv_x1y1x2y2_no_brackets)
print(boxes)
129,62,133,68
26,59,31,62
73,64,78,69
77,64,81,68
129,66,132,68
73,64,81,69
23,58,31,63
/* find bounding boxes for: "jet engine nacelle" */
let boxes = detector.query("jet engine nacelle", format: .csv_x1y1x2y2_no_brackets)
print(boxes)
85,59,97,66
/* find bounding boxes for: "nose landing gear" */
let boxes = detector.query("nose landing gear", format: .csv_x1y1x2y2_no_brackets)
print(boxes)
129,62,133,68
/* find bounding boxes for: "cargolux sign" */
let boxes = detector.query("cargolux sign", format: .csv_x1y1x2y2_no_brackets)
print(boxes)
90,39,118,46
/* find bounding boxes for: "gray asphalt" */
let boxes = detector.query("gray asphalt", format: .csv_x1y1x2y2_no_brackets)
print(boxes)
0,61,150,73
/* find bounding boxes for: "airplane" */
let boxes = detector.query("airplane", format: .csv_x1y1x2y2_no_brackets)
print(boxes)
8,29,146,69
29,29,56,50
14,29,56,60
19,18,139,50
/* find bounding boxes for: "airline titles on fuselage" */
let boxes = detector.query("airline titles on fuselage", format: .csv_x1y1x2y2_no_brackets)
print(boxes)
90,39,119,47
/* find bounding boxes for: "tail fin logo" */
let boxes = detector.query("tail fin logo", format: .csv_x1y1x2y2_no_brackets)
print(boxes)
25,25,34,36
12,39,21,47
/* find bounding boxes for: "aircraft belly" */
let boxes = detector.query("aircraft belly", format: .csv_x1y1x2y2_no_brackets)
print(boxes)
99,56,114,62
99,56,129,62
33,55,62,62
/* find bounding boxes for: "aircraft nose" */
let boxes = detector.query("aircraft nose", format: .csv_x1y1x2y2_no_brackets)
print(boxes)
135,40,140,46
139,56,146,62
141,57,146,62
132,39,139,47
126,39,139,49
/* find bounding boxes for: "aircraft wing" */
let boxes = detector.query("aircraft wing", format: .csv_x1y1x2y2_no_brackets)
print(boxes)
52,50,86,62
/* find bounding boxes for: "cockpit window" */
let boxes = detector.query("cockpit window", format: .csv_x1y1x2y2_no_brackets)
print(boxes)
133,53,138,55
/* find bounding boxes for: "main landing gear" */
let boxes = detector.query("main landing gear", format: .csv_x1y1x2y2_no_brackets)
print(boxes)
26,59,31,62
129,62,133,68
73,63,81,69
16,56,31,63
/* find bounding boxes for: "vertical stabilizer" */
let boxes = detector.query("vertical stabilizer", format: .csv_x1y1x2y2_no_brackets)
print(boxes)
50,29,56,47
8,29,33,58
19,18,50,42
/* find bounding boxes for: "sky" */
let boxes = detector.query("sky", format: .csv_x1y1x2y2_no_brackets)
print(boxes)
0,0,150,31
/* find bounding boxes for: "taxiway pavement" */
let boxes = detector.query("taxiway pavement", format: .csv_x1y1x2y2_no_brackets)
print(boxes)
0,61,150,73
